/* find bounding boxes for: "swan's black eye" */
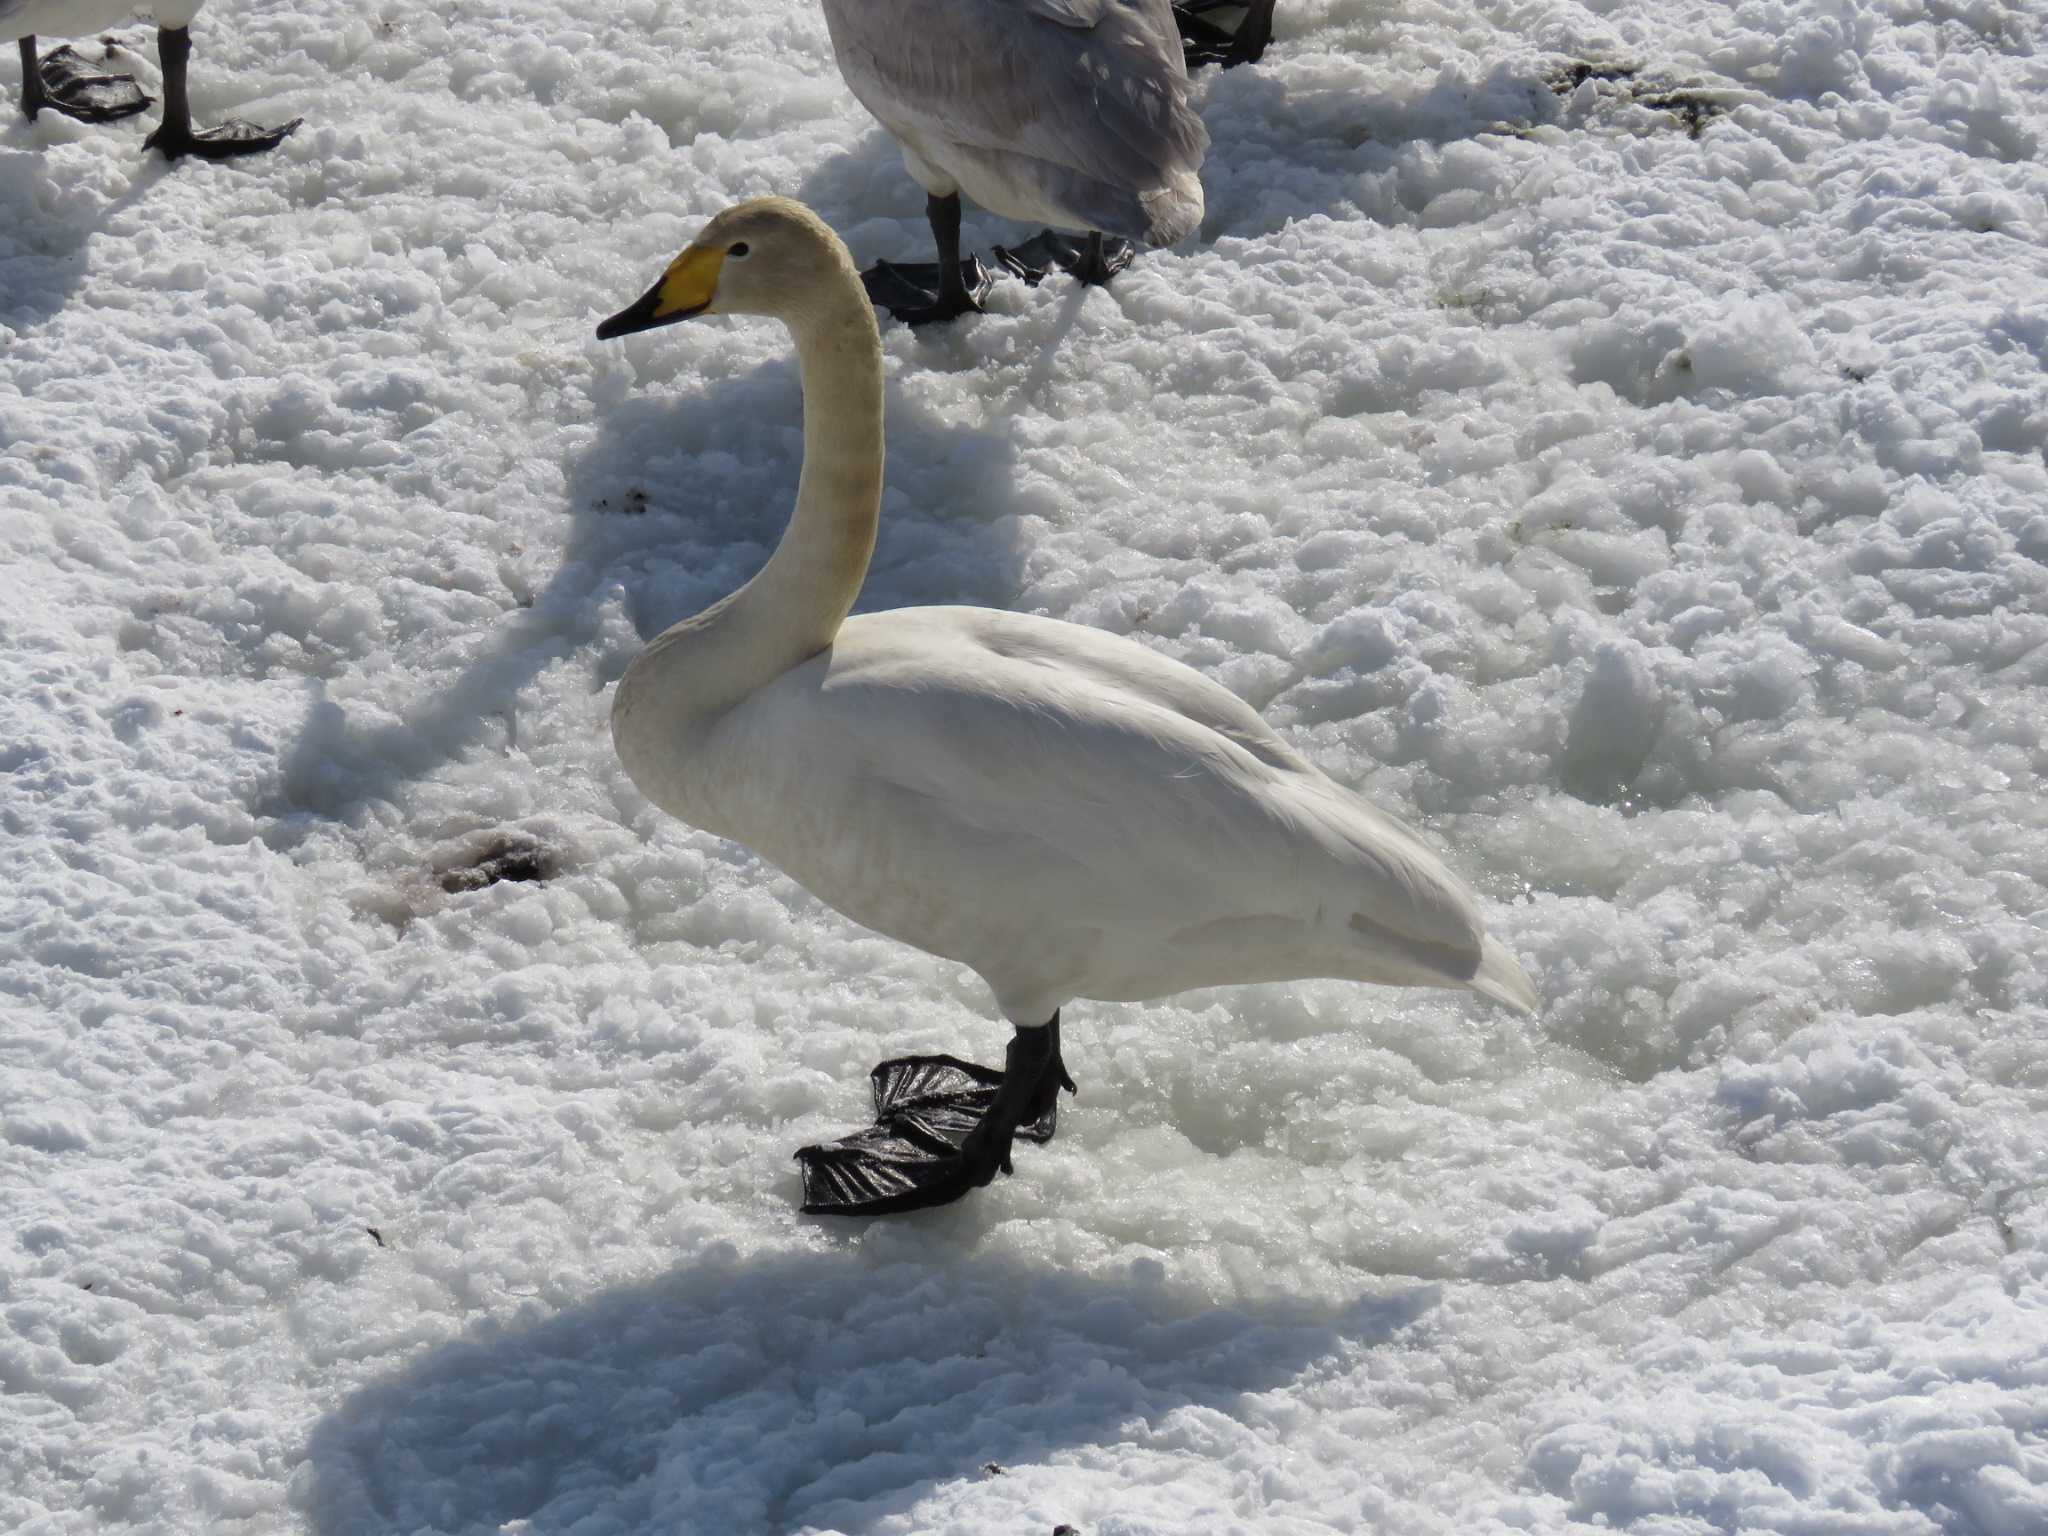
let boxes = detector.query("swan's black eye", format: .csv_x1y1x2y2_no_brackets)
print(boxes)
728,242,750,258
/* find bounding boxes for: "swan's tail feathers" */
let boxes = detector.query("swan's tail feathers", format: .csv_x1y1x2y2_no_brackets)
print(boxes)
1139,176,1204,248
1471,936,1540,1015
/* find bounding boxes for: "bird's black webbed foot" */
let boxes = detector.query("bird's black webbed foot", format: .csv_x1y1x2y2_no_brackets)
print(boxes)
30,44,152,123
1173,0,1274,69
993,231,1134,289
870,1054,1062,1149
797,1019,1078,1216
859,257,994,326
143,24,300,161
145,114,302,161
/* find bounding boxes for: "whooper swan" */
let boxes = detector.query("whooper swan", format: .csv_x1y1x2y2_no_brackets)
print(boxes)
595,198,1539,1215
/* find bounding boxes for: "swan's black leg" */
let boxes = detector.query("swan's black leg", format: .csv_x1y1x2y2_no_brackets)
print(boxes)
20,36,152,123
15,37,37,121
797,1014,1078,1216
143,25,301,161
1175,0,1275,69
993,230,1135,288
926,192,981,316
858,193,993,326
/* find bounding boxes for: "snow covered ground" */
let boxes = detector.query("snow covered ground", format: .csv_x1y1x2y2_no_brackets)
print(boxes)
4,0,2046,1530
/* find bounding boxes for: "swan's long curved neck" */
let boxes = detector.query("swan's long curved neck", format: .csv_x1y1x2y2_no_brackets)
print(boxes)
751,305,887,664
613,273,884,765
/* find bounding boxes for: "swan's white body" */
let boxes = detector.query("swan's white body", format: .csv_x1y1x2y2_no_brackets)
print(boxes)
819,0,1206,246
621,603,1535,1024
606,200,1537,1030
2,0,202,41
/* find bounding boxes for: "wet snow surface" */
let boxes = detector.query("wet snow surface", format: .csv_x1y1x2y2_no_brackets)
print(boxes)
4,0,2047,1531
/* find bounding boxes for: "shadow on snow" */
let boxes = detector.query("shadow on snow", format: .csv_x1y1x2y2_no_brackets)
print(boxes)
300,1245,1436,1535
0,133,179,330
263,348,1031,829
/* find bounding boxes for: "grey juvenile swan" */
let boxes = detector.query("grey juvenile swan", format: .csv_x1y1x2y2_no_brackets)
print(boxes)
819,0,1208,324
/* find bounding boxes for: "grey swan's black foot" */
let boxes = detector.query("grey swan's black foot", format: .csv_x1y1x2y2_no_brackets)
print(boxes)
1174,0,1275,69
145,114,301,160
994,230,1134,288
21,40,152,123
142,24,302,162
860,189,994,326
859,256,994,327
797,1016,1079,1216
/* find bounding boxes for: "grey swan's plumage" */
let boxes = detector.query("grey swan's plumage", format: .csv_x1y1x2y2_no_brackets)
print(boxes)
819,0,1208,323
594,198,1541,1216
5,0,299,158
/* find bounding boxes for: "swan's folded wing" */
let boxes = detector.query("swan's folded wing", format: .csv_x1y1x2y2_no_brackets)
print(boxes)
947,607,1321,775
771,613,1497,976
822,0,1207,192
1015,0,1113,26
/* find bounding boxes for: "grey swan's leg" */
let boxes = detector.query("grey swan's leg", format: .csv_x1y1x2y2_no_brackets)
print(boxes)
143,24,301,161
1174,0,1275,68
859,192,994,327
994,229,1135,288
19,36,152,123
797,1013,1079,1216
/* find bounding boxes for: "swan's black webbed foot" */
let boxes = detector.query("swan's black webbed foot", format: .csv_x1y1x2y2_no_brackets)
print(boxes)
797,1017,1078,1216
1174,0,1275,69
142,25,301,162
22,41,152,123
146,114,302,160
994,231,1134,289
859,190,994,326
859,257,993,326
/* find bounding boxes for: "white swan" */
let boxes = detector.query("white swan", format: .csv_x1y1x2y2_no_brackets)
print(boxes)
596,198,1538,1214
819,0,1207,324
6,0,299,158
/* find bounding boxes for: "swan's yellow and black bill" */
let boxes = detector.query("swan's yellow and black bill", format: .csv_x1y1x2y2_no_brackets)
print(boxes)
595,246,724,339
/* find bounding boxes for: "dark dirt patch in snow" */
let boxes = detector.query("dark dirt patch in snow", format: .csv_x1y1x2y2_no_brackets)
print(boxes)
592,486,651,515
1547,60,1737,139
1547,60,1641,95
1634,86,1734,140
436,834,557,894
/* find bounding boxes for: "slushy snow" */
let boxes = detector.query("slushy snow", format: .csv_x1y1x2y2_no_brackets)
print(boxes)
2,0,2045,1532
